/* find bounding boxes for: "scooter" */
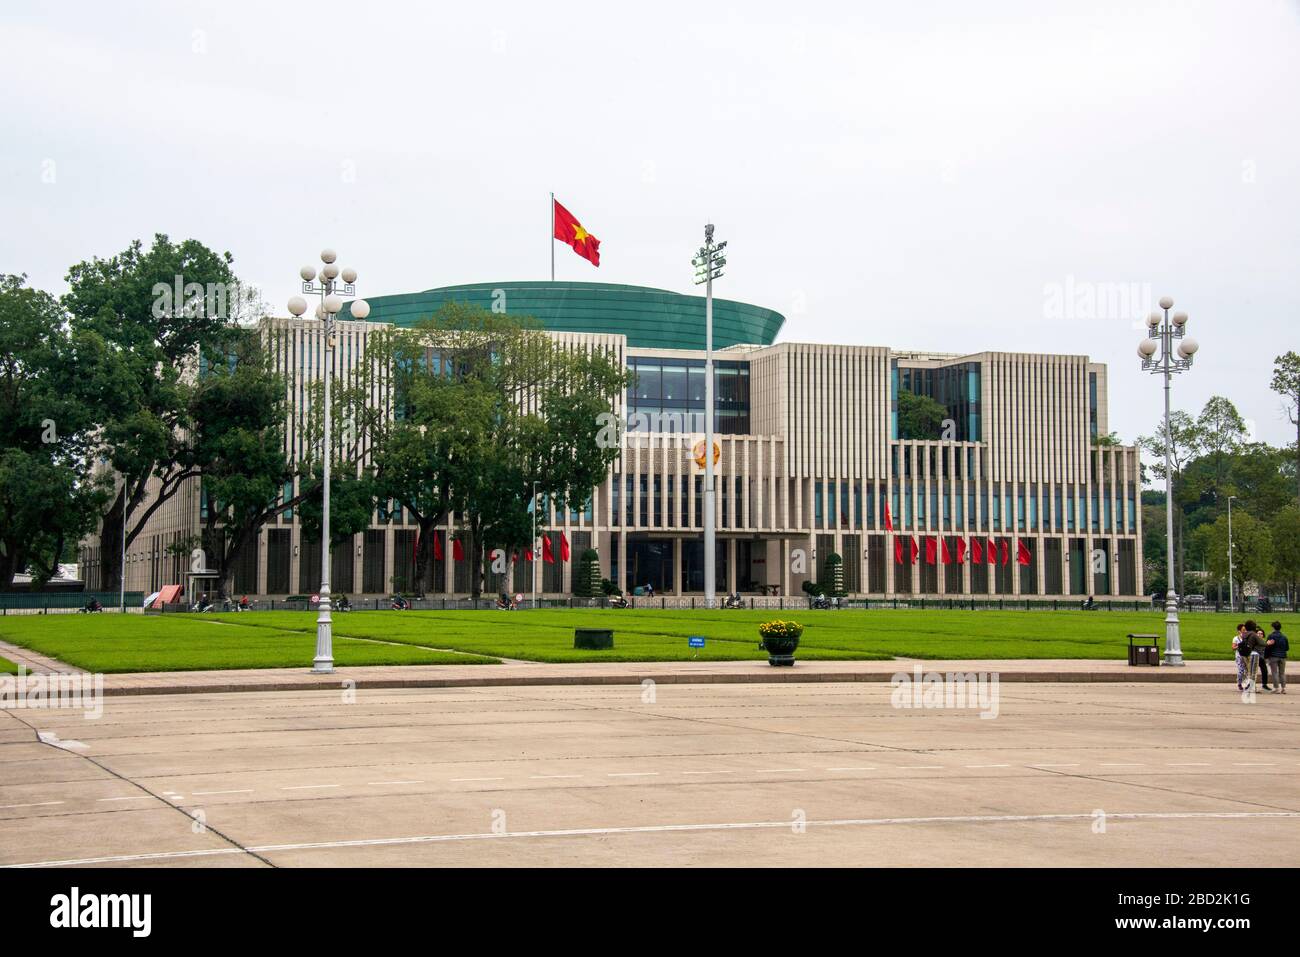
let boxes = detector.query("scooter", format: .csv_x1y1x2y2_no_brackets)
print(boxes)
608,594,630,609
722,593,745,609
810,594,832,610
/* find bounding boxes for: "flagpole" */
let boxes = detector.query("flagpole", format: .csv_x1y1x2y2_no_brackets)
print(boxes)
550,191,555,281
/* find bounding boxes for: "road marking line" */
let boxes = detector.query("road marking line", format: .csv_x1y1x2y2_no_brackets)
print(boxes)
1168,763,1211,766
1233,763,1275,766
450,777,504,782
97,796,152,802
826,767,877,771
14,811,1300,868
192,789,253,796
280,784,341,790
755,769,805,773
1029,764,1080,768
0,801,64,810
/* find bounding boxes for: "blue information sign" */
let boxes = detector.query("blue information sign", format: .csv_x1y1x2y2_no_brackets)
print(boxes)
688,636,706,648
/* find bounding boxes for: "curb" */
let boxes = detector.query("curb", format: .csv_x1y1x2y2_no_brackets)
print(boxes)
97,668,1235,697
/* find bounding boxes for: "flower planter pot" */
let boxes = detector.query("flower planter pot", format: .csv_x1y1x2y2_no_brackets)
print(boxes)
759,635,800,666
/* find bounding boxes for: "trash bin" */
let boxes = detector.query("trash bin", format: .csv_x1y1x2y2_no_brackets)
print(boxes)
1127,633,1160,666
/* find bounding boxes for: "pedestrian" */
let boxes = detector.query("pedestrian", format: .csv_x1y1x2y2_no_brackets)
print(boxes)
1241,620,1268,692
1266,620,1289,695
1256,621,1272,691
1232,622,1248,690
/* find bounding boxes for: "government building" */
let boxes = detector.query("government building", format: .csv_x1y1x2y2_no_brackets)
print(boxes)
86,281,1144,601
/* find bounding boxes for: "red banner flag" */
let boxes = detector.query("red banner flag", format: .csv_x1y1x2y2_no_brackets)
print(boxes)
553,199,600,267
1000,540,1010,566
433,532,443,562
988,538,998,565
452,538,464,561
972,537,983,565
940,537,952,565
894,538,903,564
1017,539,1031,566
542,535,555,564
560,532,570,562
925,536,937,565
884,502,893,532
911,537,920,564
955,537,966,565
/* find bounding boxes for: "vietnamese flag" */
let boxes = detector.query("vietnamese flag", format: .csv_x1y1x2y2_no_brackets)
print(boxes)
988,538,998,565
452,538,465,561
884,502,893,532
560,532,570,562
940,537,953,565
955,537,966,565
542,535,556,564
910,537,919,564
1017,539,1031,566
1000,540,1010,566
553,199,600,267
971,537,983,565
894,538,903,565
925,536,937,565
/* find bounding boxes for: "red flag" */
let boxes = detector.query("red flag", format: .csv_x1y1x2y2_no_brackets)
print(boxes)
894,538,903,564
553,199,600,267
452,538,465,561
542,535,555,564
884,502,893,532
941,537,952,565
1000,540,1010,566
955,537,966,565
433,532,443,562
910,537,919,564
925,536,937,565
560,532,570,562
972,537,983,565
525,547,533,562
988,538,998,565
1017,539,1031,566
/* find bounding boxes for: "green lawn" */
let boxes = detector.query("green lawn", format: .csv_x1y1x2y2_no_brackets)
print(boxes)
0,654,16,675
0,615,498,673
185,607,1241,662
0,608,1247,672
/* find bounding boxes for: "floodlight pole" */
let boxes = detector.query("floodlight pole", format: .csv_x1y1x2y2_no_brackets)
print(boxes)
693,225,726,609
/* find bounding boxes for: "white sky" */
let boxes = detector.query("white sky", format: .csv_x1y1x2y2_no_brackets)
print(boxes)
3,0,1298,454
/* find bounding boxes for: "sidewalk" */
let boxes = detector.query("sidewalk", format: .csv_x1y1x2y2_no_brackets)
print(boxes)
76,657,1232,697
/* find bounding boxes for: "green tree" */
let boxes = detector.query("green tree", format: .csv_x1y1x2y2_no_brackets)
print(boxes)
1139,409,1200,594
1195,396,1248,496
0,275,108,588
1271,505,1300,602
378,305,629,597
62,234,260,590
897,390,948,440
1271,351,1300,504
1192,511,1273,601
573,548,602,598
190,330,296,596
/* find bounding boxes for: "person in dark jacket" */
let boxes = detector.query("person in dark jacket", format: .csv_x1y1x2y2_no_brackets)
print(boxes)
1240,620,1266,691
1266,621,1288,694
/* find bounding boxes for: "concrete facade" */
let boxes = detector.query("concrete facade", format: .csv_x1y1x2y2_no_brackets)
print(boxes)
82,283,1143,600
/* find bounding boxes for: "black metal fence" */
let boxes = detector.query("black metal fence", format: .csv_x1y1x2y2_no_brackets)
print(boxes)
0,591,145,614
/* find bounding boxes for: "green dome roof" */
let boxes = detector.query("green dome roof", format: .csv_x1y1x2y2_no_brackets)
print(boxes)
342,281,784,350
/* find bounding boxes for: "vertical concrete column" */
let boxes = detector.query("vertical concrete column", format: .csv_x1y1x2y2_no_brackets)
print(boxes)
673,536,683,595
726,538,737,593
781,537,791,597
617,529,627,594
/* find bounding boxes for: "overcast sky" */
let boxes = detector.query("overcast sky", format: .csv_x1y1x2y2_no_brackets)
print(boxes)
4,1,1297,457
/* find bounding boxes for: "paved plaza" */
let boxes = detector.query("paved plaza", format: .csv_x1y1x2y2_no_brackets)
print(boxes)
1,679,1295,867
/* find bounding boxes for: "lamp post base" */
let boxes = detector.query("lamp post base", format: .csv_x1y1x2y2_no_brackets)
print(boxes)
1162,593,1184,667
312,590,334,674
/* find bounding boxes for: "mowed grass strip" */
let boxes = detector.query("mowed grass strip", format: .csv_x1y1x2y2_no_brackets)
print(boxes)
177,607,1241,663
0,654,16,675
0,615,498,673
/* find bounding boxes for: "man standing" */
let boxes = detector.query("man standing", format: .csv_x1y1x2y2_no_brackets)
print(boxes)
1266,621,1289,695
